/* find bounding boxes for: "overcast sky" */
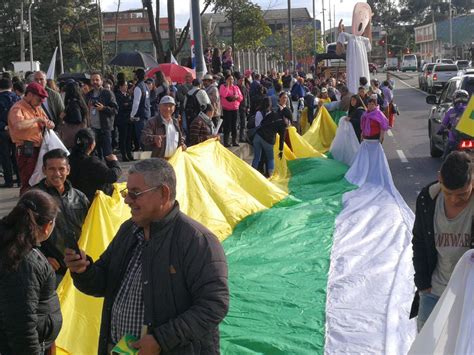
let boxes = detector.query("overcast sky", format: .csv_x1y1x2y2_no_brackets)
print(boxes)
100,0,365,32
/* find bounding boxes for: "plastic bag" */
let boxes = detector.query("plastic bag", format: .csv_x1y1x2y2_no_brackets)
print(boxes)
29,129,69,186
329,117,360,166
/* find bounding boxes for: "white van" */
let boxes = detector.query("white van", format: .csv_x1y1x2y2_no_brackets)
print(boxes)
401,54,418,72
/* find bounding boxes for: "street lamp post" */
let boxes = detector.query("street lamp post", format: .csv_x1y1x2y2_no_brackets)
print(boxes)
287,0,294,70
20,1,25,62
448,0,453,59
28,1,33,71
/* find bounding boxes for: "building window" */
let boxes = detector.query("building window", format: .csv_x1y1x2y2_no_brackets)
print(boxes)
131,12,144,19
129,26,140,33
104,27,116,33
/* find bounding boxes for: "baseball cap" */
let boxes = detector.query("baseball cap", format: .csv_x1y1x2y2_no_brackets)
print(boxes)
26,82,49,99
160,95,176,105
321,87,328,93
203,74,213,81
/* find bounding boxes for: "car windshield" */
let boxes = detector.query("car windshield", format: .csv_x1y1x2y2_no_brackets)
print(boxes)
435,65,458,71
463,78,474,96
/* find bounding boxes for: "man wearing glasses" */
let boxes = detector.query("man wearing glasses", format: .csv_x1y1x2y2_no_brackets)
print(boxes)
65,158,229,355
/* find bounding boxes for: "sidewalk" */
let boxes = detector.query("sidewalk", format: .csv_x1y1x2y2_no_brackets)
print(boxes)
0,143,253,218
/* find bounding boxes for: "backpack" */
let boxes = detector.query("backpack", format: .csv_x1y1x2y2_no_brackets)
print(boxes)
184,90,201,123
0,93,19,128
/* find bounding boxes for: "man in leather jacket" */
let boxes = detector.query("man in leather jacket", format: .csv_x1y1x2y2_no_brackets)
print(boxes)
35,148,89,286
65,158,229,355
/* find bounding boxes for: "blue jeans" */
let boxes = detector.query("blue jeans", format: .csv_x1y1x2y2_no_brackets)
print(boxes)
252,133,275,174
92,128,112,159
417,291,440,332
133,118,146,150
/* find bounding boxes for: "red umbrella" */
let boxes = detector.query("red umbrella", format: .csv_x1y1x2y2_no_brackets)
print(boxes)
146,64,195,83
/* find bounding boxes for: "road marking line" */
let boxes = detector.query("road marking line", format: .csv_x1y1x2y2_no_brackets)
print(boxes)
387,130,393,137
397,78,428,96
397,150,409,163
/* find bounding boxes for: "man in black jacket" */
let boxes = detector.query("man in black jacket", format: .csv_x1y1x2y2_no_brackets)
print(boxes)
35,148,89,286
411,151,473,331
65,158,229,355
85,72,118,159
0,78,20,187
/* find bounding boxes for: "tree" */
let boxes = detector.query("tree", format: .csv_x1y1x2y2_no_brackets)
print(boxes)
271,25,324,64
142,0,213,62
232,2,271,50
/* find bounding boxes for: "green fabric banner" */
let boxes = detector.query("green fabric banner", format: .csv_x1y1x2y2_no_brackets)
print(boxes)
221,158,355,354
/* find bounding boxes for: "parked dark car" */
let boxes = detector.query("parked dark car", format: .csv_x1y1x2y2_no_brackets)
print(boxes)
426,73,474,157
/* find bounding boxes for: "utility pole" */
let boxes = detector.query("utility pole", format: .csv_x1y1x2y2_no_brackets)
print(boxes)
448,0,453,59
167,0,176,56
287,0,294,70
431,2,436,62
28,1,33,71
321,0,326,47
58,22,64,74
20,1,25,62
96,0,105,73
328,0,332,43
313,0,317,54
191,0,205,77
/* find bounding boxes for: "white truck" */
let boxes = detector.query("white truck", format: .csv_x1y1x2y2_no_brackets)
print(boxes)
386,57,398,71
401,54,418,72
426,64,459,94
11,61,40,74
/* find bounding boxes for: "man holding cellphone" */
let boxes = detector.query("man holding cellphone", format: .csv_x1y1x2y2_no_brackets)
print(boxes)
65,158,229,355
8,82,55,194
85,72,118,159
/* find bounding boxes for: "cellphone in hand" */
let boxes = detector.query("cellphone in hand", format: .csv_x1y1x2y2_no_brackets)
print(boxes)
64,232,82,259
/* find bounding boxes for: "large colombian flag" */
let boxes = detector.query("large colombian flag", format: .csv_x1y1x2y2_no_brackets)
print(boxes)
56,107,416,354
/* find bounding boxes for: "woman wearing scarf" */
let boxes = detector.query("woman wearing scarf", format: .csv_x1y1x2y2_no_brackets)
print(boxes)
360,97,389,143
189,104,218,146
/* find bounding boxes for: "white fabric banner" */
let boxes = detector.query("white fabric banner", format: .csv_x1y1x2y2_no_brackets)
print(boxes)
46,47,58,80
409,250,474,355
325,139,417,354
329,117,360,166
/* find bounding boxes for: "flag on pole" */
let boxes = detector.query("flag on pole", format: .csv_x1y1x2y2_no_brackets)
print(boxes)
46,47,58,80
170,53,179,65
455,95,474,137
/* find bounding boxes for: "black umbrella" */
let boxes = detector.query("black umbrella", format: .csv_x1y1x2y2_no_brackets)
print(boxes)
108,51,158,68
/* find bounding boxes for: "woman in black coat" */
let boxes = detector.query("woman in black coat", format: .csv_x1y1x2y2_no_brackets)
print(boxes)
59,81,89,149
0,189,62,355
211,47,222,74
347,95,366,142
68,128,122,202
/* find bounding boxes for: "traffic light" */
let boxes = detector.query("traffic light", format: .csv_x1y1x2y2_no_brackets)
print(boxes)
378,39,385,46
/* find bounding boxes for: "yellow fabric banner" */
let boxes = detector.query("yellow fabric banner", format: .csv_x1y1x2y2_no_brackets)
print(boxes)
302,106,337,153
56,140,287,354
455,95,474,137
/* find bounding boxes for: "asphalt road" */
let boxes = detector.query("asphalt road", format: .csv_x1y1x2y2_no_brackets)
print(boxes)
376,71,442,211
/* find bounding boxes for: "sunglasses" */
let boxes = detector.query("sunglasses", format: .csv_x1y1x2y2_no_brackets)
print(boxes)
120,186,160,200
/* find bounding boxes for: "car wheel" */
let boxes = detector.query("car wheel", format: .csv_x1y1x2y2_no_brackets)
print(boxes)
430,133,443,158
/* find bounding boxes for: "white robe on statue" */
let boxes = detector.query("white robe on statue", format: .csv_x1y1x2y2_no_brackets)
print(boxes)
337,32,372,95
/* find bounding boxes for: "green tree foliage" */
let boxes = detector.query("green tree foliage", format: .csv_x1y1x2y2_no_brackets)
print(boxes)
270,25,324,63
212,0,271,51
0,0,104,73
233,2,271,49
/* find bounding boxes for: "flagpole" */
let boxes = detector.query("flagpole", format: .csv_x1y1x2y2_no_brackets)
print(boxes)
58,22,64,74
